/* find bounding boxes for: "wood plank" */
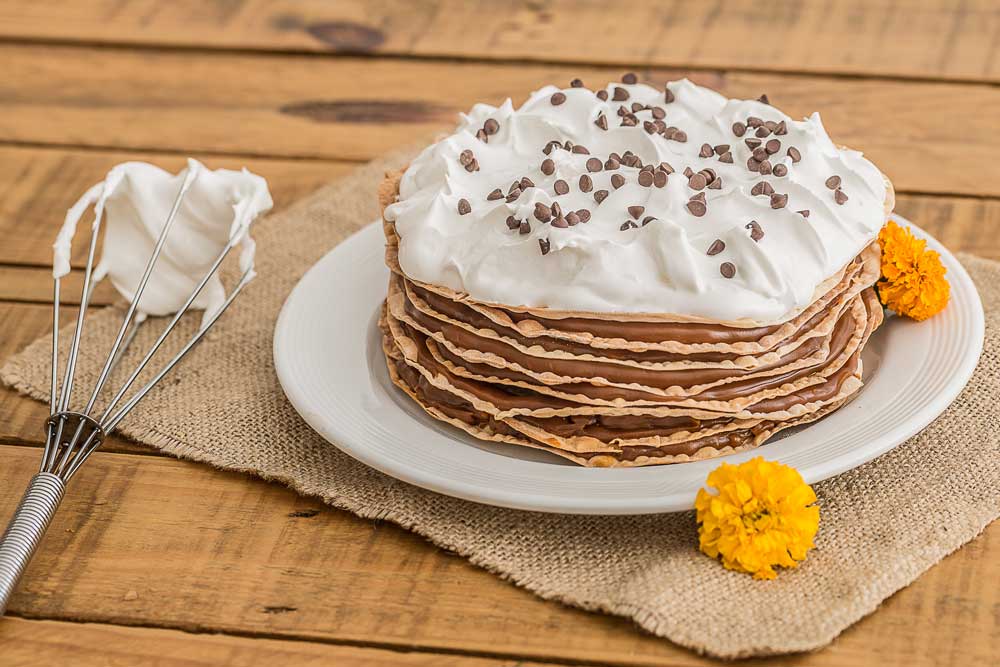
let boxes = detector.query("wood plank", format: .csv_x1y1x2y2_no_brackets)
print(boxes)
0,266,117,304
1,44,999,196
0,145,353,268
0,444,996,666
0,617,566,667
0,0,996,83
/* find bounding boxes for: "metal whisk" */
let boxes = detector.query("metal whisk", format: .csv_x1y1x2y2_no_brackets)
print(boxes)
0,167,255,613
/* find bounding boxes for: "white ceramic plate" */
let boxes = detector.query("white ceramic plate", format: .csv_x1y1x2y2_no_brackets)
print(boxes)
274,216,983,514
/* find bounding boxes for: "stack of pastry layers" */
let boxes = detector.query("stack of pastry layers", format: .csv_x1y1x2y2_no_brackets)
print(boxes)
379,174,884,467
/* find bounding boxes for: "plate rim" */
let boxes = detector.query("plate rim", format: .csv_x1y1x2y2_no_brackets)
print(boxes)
274,216,984,514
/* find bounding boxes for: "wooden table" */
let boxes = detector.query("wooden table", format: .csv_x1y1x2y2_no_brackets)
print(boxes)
0,2,997,665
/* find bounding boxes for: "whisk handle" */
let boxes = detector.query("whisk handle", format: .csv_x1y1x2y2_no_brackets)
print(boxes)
0,473,65,615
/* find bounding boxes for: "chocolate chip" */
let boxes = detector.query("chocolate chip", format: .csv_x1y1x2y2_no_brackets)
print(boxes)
719,152,733,164
596,89,609,101
798,209,810,218
720,262,736,279
747,157,760,172
714,144,730,155
458,198,471,215
672,130,688,143
662,126,677,140
628,205,645,220
572,145,590,155
686,200,707,217
753,147,768,162
651,106,666,119
707,239,725,255
747,116,763,128
638,170,654,187
484,118,500,135
684,166,694,178
509,180,522,193
643,120,658,134
772,164,788,177
506,215,519,230
551,202,562,217
604,157,620,170
699,168,717,183
519,221,531,234
594,189,609,204
688,173,707,190
476,129,489,143
563,140,574,151
825,175,842,189
659,161,675,174
577,209,591,223
611,174,626,189
622,72,638,84
746,220,764,242
774,120,787,135
541,159,555,175
612,86,629,101
542,140,560,155
505,188,521,202
570,78,584,88
745,137,762,149
764,120,777,132
755,125,771,138
620,115,637,127
664,87,675,103
550,92,567,105
487,188,503,201
554,179,569,195
539,238,551,255
691,192,706,202
758,94,770,105
732,122,747,137
579,174,593,192
465,159,480,173
700,143,714,158
520,176,535,189
707,178,722,190
620,221,637,231
765,139,781,154
565,211,581,226
751,181,774,196
534,202,551,222
834,188,849,204
459,149,474,166
653,170,668,188
595,113,608,130
551,216,569,228
631,101,644,113
758,160,772,175
787,146,801,163
770,193,788,209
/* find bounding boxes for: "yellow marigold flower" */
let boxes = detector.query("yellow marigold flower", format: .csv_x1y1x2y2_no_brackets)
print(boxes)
695,457,819,580
877,220,950,321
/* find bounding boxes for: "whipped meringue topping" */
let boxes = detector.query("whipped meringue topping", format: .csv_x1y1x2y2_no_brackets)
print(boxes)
54,159,272,327
384,78,889,323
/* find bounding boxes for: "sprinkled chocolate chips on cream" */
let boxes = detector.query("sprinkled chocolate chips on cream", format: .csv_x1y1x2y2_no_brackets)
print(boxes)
383,78,889,320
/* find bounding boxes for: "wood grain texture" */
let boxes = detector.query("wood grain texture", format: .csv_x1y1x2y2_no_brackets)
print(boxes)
0,0,996,83
1,44,999,195
0,145,352,268
0,617,562,667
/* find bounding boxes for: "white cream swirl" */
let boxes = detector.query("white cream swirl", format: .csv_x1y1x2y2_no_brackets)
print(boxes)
54,159,272,327
384,79,888,323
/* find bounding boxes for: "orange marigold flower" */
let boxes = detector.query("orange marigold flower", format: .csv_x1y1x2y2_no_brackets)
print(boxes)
876,220,950,321
695,457,819,580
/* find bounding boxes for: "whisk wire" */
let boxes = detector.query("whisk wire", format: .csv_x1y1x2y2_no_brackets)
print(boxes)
1,164,255,614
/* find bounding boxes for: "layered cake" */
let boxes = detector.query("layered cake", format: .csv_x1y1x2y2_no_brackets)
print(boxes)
379,76,891,467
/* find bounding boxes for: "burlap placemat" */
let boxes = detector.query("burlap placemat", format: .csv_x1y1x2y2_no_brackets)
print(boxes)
3,149,998,659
